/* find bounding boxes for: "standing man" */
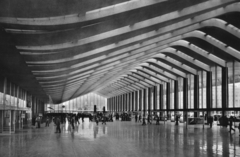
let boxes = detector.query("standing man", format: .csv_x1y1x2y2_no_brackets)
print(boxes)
208,116,214,128
175,115,179,126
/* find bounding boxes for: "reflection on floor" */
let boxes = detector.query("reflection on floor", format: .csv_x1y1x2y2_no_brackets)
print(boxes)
0,119,240,157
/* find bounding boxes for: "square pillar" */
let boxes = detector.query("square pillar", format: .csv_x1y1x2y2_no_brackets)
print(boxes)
174,80,179,110
194,75,199,117
139,90,142,111
129,93,131,112
153,86,157,111
132,92,134,112
148,87,151,115
183,78,188,110
143,89,147,117
159,84,163,111
206,71,212,116
222,67,228,115
135,91,138,111
166,82,170,112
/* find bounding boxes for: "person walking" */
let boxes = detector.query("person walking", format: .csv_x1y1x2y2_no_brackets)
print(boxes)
139,115,142,123
55,117,61,133
36,116,41,128
147,114,152,124
229,116,235,133
45,117,49,127
71,116,75,130
102,115,107,125
135,114,138,123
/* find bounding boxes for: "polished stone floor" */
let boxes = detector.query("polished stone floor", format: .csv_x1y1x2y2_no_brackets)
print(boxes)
0,119,240,157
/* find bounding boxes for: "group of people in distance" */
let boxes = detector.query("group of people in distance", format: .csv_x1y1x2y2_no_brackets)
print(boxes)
208,115,240,135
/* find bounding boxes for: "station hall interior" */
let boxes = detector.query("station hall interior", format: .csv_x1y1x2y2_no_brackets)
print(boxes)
1,0,240,157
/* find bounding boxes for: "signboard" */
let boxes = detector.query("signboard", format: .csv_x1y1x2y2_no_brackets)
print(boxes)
21,114,25,118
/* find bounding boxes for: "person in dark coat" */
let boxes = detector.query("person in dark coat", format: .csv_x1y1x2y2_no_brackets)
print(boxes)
238,123,240,136
147,115,152,124
175,115,179,126
208,116,214,128
45,117,49,127
71,116,75,130
155,115,160,125
139,115,142,122
75,115,80,124
135,114,138,122
36,116,41,128
32,116,36,126
55,117,61,133
229,116,235,133
95,115,99,125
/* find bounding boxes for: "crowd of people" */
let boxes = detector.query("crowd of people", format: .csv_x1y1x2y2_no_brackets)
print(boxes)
33,112,240,136
37,112,114,133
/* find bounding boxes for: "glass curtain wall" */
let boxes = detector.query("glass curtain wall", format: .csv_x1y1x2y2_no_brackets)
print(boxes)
46,93,107,113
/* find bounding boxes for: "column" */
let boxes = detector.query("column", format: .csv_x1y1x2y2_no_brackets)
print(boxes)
132,92,134,112
166,82,170,112
143,89,147,117
153,86,157,111
159,84,163,113
129,93,131,112
183,78,188,110
139,90,142,111
174,80,178,110
194,75,199,117
206,71,212,116
148,87,151,115
222,67,228,116
135,91,138,111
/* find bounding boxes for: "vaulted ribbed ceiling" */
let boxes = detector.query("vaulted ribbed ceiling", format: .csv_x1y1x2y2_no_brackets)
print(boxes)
0,0,240,104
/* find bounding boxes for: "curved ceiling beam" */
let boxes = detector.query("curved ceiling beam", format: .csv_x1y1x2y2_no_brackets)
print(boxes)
116,81,139,91
147,58,197,75
24,18,240,81
169,40,226,67
69,15,240,98
153,49,210,71
103,86,135,97
0,0,167,26
35,70,94,80
22,21,238,81
104,82,136,94
135,68,170,82
13,2,240,54
121,78,145,90
182,30,240,61
128,74,154,87
123,76,149,89
140,67,176,81
137,70,166,83
142,63,187,78
131,71,159,85
78,56,150,96
27,48,150,73
103,84,132,96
